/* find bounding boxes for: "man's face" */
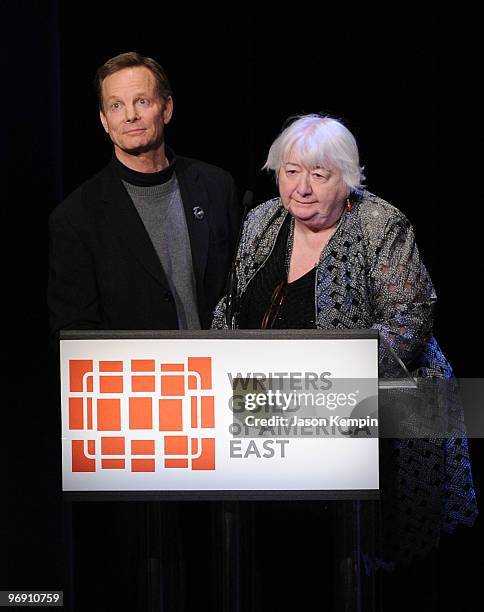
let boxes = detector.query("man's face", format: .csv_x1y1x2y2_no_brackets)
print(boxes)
100,66,173,156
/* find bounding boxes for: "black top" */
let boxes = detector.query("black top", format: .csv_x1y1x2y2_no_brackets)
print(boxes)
112,146,176,186
238,215,316,329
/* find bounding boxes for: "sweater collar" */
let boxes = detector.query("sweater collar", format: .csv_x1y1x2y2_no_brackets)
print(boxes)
111,146,176,187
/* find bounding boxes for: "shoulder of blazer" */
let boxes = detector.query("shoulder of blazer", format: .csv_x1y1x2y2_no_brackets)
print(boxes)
51,156,235,227
49,162,126,226
176,155,234,189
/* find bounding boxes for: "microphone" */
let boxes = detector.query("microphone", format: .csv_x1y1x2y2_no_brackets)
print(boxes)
225,189,253,329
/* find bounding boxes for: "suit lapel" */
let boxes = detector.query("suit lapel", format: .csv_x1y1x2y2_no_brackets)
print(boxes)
175,158,209,297
99,163,172,292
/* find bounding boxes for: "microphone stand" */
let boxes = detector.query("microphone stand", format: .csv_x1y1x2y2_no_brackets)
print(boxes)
221,189,252,611
225,189,253,329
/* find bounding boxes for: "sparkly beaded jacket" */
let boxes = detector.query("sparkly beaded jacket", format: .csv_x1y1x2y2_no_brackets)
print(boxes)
213,189,450,378
212,189,478,566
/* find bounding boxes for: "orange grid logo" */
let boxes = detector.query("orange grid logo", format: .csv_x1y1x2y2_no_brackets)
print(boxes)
67,357,215,472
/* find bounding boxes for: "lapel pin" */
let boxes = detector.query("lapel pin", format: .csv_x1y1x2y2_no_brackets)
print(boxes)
193,206,205,220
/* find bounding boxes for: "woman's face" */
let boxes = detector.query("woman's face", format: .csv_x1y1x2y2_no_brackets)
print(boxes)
278,150,348,230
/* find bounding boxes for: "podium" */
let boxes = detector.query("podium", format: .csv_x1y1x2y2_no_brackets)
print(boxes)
59,329,413,611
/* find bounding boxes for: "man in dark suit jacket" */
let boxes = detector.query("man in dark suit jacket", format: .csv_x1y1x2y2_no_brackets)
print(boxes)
48,51,240,336
48,52,240,611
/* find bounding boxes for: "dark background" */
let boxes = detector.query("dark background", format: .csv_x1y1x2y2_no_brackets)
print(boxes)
5,1,483,610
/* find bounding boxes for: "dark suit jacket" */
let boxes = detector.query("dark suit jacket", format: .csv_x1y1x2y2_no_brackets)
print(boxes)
48,156,240,335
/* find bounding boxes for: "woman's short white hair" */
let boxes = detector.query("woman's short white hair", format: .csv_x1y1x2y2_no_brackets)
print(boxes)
263,114,365,189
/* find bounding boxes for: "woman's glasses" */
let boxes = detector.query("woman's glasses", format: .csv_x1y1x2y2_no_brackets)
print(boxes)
261,280,287,329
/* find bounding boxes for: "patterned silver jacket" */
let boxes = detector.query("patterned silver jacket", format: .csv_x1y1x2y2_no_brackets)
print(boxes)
212,189,451,378
213,190,477,565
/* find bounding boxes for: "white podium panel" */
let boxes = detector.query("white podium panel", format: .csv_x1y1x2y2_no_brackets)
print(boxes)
60,331,379,497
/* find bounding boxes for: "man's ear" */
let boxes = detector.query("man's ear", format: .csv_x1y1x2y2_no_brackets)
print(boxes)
163,96,174,125
100,110,109,134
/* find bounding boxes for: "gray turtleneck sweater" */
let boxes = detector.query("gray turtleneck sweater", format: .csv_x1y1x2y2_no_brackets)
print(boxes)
122,174,201,330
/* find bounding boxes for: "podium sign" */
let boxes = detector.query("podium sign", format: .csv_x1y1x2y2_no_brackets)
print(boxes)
60,330,379,499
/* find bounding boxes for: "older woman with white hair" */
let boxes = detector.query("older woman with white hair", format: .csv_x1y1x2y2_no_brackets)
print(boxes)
213,114,450,378
212,114,477,574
